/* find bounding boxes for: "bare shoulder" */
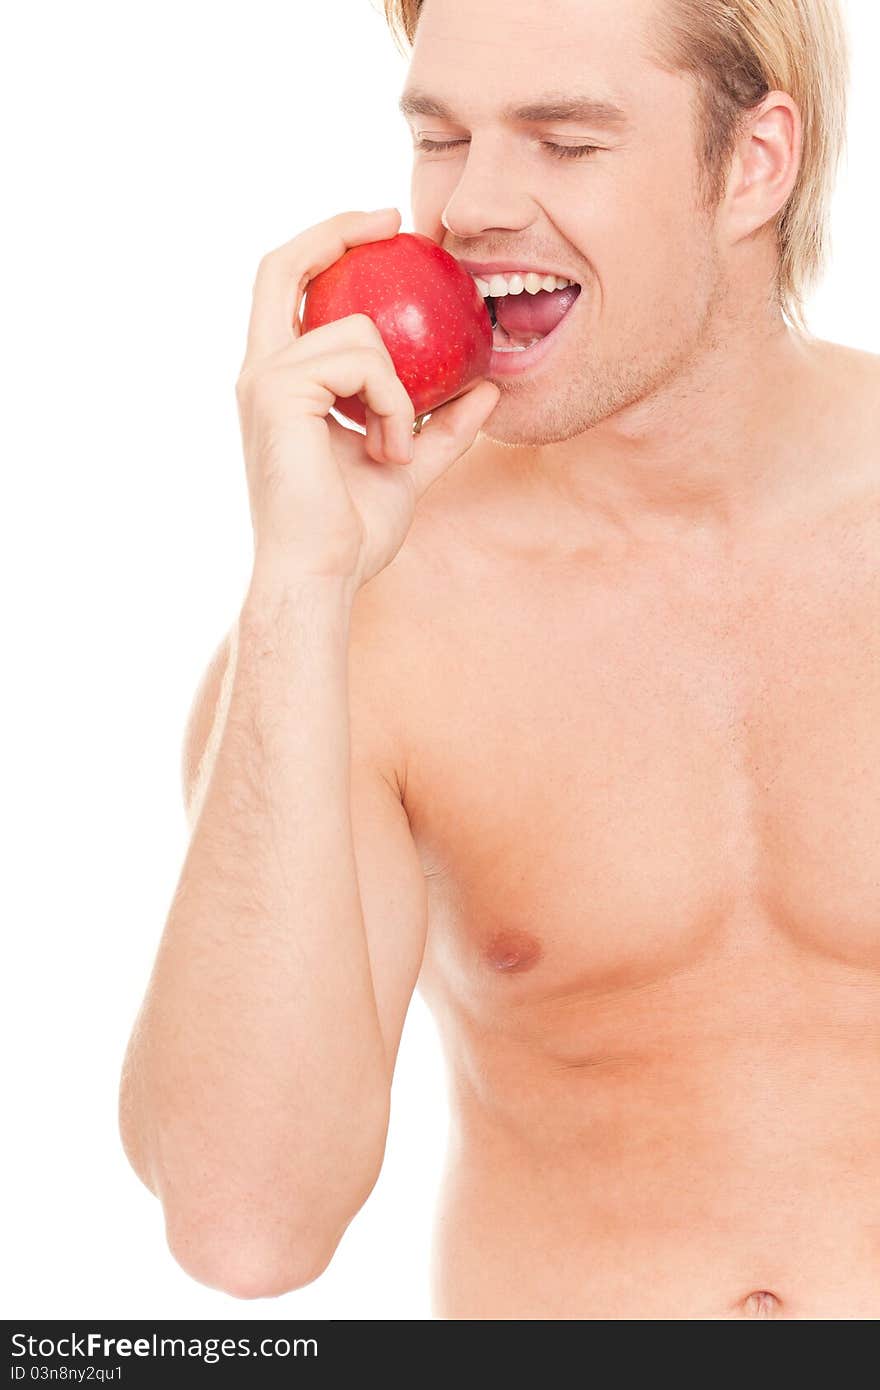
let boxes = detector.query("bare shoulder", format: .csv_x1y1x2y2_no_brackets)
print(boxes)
810,338,880,494
817,336,880,405
839,342,880,479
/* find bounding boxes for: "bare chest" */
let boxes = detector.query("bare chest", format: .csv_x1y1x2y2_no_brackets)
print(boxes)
397,500,880,1009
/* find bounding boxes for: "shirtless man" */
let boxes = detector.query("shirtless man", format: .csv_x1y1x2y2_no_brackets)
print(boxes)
119,0,880,1319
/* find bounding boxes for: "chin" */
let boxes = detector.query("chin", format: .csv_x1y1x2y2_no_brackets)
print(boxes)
480,379,608,447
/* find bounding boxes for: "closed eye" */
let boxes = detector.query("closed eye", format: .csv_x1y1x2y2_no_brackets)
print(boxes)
413,138,600,161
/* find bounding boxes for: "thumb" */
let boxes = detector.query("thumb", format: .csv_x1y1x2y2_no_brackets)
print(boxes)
407,380,501,499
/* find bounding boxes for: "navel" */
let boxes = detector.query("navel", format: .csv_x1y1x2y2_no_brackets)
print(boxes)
740,1290,782,1319
483,928,543,974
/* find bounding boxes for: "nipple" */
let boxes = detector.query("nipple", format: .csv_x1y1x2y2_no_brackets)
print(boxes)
483,928,543,974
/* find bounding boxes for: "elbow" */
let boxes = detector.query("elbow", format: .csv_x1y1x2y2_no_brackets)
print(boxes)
167,1218,338,1299
164,1156,385,1300
151,1098,390,1299
118,1051,158,1197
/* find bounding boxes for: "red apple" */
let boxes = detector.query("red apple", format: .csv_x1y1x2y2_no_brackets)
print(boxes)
300,231,493,430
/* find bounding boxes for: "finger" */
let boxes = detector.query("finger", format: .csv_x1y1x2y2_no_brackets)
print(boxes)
276,346,414,464
266,314,414,463
242,207,402,367
356,405,411,469
280,310,395,366
407,381,501,498
364,407,389,464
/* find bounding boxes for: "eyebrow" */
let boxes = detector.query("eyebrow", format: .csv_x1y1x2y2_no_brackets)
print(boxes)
397,88,630,129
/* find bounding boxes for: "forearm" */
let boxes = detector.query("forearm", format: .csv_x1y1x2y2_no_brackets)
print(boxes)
120,571,389,1264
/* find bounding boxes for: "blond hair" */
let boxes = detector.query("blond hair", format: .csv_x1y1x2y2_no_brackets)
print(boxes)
380,0,850,336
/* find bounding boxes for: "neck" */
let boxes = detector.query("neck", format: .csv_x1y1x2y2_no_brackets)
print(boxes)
482,303,834,556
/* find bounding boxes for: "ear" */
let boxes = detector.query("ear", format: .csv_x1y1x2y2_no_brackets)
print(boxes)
721,91,802,245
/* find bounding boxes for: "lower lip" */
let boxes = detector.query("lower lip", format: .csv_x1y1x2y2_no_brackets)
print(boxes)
487,288,582,377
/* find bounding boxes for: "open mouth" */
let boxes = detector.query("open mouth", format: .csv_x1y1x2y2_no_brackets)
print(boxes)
481,279,582,373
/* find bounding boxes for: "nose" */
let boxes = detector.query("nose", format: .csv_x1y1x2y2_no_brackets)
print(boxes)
439,139,536,240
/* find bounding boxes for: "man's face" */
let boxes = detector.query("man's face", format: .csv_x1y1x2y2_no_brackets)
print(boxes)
403,0,729,447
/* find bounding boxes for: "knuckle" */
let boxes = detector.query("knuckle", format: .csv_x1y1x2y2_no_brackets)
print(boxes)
357,313,389,349
350,343,384,373
368,342,392,366
350,312,379,338
253,241,295,287
236,366,273,412
253,250,276,284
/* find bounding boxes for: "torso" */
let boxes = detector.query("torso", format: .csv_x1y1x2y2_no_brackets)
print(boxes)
360,341,880,1319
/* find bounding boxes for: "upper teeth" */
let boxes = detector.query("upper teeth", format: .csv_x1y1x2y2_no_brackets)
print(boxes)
471,271,577,297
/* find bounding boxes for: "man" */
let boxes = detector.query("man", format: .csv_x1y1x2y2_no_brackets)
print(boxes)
119,0,880,1318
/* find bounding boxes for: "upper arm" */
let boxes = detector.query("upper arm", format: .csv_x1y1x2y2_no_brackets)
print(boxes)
180,599,428,1072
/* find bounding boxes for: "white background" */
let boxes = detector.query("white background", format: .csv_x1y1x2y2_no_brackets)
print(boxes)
2,0,877,1321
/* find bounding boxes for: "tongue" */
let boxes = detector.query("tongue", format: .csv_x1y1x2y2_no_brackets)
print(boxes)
495,283,580,341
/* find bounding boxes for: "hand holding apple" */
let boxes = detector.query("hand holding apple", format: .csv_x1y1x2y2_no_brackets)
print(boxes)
235,208,499,595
